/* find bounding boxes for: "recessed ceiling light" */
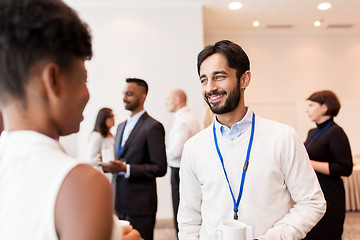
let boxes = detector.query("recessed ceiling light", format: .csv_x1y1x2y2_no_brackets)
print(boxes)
317,2,332,11
253,21,260,27
314,20,321,27
228,2,243,10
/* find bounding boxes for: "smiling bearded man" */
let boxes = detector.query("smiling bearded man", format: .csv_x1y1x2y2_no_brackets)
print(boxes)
177,40,326,240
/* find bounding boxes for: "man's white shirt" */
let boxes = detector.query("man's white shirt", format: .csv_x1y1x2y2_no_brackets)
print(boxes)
166,107,200,168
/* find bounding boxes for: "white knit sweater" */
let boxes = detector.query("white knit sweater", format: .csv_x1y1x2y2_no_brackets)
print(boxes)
178,115,326,240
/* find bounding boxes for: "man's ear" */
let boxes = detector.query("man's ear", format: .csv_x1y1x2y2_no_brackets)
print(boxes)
140,93,147,104
175,95,181,105
41,63,62,97
241,70,251,90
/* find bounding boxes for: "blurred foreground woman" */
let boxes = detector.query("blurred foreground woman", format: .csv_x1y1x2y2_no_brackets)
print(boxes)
0,0,141,239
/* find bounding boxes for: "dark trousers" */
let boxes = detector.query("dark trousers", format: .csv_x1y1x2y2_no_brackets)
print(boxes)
171,167,180,236
117,213,156,240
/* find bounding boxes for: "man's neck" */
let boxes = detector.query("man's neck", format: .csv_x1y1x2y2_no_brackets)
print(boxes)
216,104,247,128
130,107,144,117
175,104,186,112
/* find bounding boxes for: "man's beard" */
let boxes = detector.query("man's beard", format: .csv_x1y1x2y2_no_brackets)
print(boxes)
204,80,241,114
124,99,140,111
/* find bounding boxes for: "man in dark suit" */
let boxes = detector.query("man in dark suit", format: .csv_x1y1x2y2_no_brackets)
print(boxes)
101,78,167,240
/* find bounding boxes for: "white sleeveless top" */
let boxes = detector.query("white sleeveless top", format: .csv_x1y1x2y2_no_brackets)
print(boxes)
0,131,79,240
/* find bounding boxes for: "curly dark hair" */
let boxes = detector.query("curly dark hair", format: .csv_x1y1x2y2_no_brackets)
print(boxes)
197,40,250,83
93,108,113,138
0,0,92,105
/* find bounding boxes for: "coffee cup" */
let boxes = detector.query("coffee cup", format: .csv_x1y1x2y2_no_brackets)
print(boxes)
214,220,247,240
101,148,114,163
111,218,130,239
118,220,130,227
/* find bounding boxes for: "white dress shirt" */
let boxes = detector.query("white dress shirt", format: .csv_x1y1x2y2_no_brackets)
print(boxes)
167,107,200,168
121,110,146,149
118,110,145,177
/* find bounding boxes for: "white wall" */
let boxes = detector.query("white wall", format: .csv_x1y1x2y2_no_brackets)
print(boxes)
205,30,360,155
60,2,204,219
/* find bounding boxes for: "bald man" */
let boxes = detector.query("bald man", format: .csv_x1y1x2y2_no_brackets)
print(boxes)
165,89,200,236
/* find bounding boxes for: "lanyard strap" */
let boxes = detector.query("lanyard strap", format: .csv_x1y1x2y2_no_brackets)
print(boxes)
212,112,255,220
305,120,333,149
117,127,125,157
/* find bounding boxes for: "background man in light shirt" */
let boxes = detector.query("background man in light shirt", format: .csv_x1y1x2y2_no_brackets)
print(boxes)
177,40,326,240
165,89,200,236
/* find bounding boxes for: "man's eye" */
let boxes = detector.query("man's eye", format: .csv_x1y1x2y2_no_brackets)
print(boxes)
200,78,207,84
215,75,226,80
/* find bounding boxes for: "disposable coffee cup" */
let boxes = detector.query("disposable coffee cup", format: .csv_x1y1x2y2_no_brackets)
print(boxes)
111,218,130,239
214,220,247,240
101,148,113,163
118,220,130,227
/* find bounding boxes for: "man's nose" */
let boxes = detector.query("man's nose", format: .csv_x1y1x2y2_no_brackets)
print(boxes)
206,79,217,93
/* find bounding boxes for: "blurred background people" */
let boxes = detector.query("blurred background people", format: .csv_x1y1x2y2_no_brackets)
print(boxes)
304,90,353,240
165,89,200,236
101,78,167,240
201,104,214,129
87,107,115,181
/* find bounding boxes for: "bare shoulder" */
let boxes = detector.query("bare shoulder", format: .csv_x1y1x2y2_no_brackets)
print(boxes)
55,164,113,240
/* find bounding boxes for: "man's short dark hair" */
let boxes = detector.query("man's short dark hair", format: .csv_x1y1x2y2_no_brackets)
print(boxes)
197,40,250,82
126,78,148,95
0,0,92,105
307,90,341,117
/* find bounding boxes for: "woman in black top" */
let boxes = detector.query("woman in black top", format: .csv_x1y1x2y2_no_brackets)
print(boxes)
303,90,353,240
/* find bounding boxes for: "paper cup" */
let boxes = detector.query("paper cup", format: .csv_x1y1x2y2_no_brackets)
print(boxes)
118,220,130,227
101,148,113,163
111,219,130,239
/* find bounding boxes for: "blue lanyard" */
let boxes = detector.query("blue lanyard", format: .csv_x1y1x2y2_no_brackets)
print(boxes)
118,127,125,157
305,120,333,149
212,112,255,220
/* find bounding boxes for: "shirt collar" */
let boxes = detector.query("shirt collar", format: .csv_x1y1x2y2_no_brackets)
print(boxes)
127,109,145,123
214,107,253,140
316,117,334,129
174,106,188,119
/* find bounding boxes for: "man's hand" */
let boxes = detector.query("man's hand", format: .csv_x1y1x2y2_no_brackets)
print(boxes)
99,160,127,174
122,225,143,240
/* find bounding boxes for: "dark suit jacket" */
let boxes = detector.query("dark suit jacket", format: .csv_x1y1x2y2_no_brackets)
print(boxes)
114,112,167,216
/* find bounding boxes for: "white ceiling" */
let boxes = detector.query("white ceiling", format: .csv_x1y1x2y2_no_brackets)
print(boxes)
202,0,360,32
67,0,360,32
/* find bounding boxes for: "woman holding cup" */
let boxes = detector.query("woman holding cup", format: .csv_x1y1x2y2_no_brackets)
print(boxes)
87,108,115,180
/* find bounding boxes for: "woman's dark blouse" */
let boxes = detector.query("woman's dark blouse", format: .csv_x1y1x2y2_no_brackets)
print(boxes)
305,118,353,178
303,118,353,240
